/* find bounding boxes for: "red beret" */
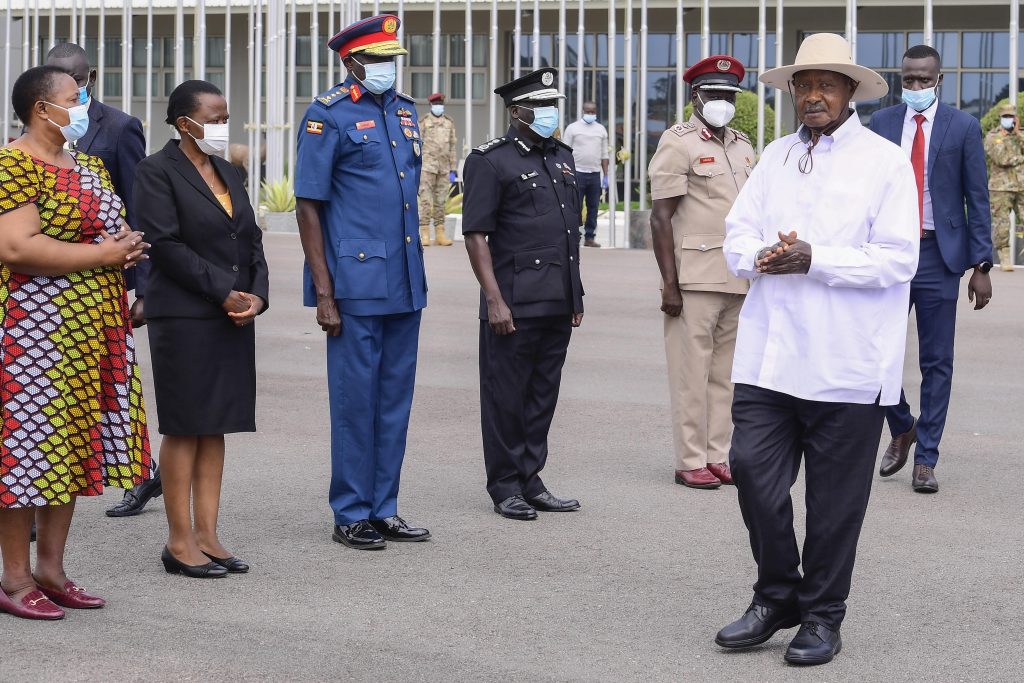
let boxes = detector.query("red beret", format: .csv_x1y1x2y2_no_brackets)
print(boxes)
428,93,445,103
684,55,745,92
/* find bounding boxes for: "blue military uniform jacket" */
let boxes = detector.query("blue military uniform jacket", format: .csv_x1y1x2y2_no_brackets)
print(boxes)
295,76,427,316
461,128,585,320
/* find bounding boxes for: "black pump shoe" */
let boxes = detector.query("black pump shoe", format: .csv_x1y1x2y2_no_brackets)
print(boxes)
202,552,250,573
161,547,228,578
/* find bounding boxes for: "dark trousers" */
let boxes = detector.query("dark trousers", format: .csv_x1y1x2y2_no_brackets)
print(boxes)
479,316,572,503
730,383,886,628
577,171,602,240
327,311,421,525
886,236,960,467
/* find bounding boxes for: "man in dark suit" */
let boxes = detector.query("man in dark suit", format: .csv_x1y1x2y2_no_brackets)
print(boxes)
45,43,162,515
868,44,993,494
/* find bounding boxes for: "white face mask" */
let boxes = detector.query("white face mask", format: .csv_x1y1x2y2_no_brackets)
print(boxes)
698,93,736,128
185,116,230,155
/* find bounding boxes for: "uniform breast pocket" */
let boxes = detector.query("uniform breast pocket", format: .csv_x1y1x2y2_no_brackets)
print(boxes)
678,234,729,285
334,239,389,300
519,178,557,216
347,128,383,168
691,163,728,199
513,246,566,304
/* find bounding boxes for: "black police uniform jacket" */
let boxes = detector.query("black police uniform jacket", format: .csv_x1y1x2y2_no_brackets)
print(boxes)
461,127,586,320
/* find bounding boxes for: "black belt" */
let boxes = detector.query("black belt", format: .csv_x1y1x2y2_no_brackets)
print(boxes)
921,230,935,239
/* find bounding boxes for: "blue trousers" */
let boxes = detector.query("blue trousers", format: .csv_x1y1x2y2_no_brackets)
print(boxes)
886,236,960,468
327,310,421,525
577,171,602,240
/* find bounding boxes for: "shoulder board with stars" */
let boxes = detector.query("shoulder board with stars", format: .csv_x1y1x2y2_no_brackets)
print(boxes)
397,91,416,103
732,128,751,142
315,84,351,107
474,137,508,154
669,122,697,137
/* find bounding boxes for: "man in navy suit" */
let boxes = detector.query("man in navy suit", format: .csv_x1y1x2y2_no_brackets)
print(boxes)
45,44,162,515
868,44,993,494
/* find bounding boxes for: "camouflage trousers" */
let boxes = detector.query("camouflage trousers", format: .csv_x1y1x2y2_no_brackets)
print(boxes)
418,170,450,232
990,190,1024,256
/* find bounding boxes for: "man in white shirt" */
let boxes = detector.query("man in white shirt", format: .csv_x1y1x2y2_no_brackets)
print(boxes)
715,34,919,666
561,102,609,247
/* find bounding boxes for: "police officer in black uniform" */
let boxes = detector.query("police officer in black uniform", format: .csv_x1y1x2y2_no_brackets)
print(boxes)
462,68,585,521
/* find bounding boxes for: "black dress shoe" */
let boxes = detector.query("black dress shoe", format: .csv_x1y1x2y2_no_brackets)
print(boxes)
912,464,939,493
369,516,431,542
493,495,538,520
161,547,228,578
202,552,250,573
715,601,801,649
784,621,842,665
880,420,916,477
332,520,387,550
525,490,580,512
106,470,163,517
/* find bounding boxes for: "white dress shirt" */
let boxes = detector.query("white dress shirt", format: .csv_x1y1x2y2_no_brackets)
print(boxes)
562,119,609,173
899,98,938,232
723,114,920,405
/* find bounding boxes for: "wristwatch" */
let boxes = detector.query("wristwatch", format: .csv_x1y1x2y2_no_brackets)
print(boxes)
975,261,993,274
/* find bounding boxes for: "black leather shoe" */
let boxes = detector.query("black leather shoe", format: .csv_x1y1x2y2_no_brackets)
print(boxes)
161,547,228,578
784,621,842,665
332,520,387,550
525,490,580,512
369,516,431,542
202,552,250,573
493,495,538,520
715,601,801,649
879,420,916,477
912,464,939,493
106,470,163,517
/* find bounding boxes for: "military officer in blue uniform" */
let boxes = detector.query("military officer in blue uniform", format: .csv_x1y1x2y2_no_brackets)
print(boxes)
462,68,585,521
295,15,430,550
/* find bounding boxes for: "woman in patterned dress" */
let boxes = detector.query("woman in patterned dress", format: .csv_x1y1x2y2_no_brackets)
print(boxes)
0,66,151,620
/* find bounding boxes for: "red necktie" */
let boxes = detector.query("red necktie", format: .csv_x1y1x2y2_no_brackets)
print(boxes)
911,114,926,236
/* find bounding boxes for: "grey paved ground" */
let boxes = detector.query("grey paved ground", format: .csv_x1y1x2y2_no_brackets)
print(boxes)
3,235,1023,682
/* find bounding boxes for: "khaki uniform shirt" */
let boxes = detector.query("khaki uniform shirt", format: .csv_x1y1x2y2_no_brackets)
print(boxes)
985,128,1024,192
420,113,458,175
648,115,754,295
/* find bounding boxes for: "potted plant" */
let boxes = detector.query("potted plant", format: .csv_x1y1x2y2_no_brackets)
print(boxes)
260,177,297,233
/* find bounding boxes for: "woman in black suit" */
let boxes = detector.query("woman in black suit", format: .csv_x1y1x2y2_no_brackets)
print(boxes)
133,81,269,578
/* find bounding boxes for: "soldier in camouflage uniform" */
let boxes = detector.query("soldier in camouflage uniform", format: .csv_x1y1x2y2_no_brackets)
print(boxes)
984,103,1022,271
418,92,458,246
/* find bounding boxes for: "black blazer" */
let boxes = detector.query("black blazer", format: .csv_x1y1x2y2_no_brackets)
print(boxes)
132,140,270,319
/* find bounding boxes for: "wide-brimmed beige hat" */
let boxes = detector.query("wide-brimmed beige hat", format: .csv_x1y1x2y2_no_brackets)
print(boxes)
759,33,888,101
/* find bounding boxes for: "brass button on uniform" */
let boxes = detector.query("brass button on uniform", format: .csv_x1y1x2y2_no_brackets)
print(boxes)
399,171,406,178
358,252,366,260
405,202,410,209
534,259,541,265
391,140,397,147
406,235,412,243
232,265,239,272
230,233,237,240
362,134,368,140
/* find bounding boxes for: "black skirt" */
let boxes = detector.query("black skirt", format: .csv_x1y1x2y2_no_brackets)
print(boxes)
147,316,257,436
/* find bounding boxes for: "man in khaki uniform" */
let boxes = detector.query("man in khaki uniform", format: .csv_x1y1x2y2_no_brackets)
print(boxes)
648,55,755,490
418,92,458,246
985,103,1021,271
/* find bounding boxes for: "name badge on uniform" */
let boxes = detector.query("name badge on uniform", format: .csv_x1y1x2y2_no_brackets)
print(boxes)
520,171,539,181
306,120,324,135
400,117,415,127
356,120,376,130
698,156,716,164
396,107,413,118
413,141,421,157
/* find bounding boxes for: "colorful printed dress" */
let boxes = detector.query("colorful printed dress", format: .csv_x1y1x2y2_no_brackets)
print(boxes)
0,147,152,508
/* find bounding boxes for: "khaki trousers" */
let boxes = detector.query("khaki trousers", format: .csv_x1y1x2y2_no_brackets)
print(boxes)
663,290,744,471
418,170,450,232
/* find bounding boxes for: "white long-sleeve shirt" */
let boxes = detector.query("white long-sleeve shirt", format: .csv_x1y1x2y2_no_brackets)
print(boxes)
723,113,920,405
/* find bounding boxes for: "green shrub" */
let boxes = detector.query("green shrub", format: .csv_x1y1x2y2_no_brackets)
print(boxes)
683,91,777,146
261,178,295,213
981,98,1024,135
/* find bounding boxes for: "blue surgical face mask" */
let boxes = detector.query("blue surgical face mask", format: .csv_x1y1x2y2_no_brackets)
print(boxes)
524,106,560,138
78,85,90,105
44,101,90,143
354,57,396,95
431,104,444,116
582,113,597,124
901,86,937,112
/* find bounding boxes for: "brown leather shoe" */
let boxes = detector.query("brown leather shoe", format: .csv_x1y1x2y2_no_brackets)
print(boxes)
706,462,734,485
912,464,938,493
880,419,916,477
674,468,722,489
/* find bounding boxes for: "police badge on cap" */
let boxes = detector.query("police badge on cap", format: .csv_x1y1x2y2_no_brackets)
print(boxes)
494,67,565,106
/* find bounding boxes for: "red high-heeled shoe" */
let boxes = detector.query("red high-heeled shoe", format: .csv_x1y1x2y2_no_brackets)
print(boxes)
0,587,65,620
37,580,106,609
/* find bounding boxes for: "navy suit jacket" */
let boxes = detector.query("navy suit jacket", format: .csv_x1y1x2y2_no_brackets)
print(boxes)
76,99,148,293
869,102,992,274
